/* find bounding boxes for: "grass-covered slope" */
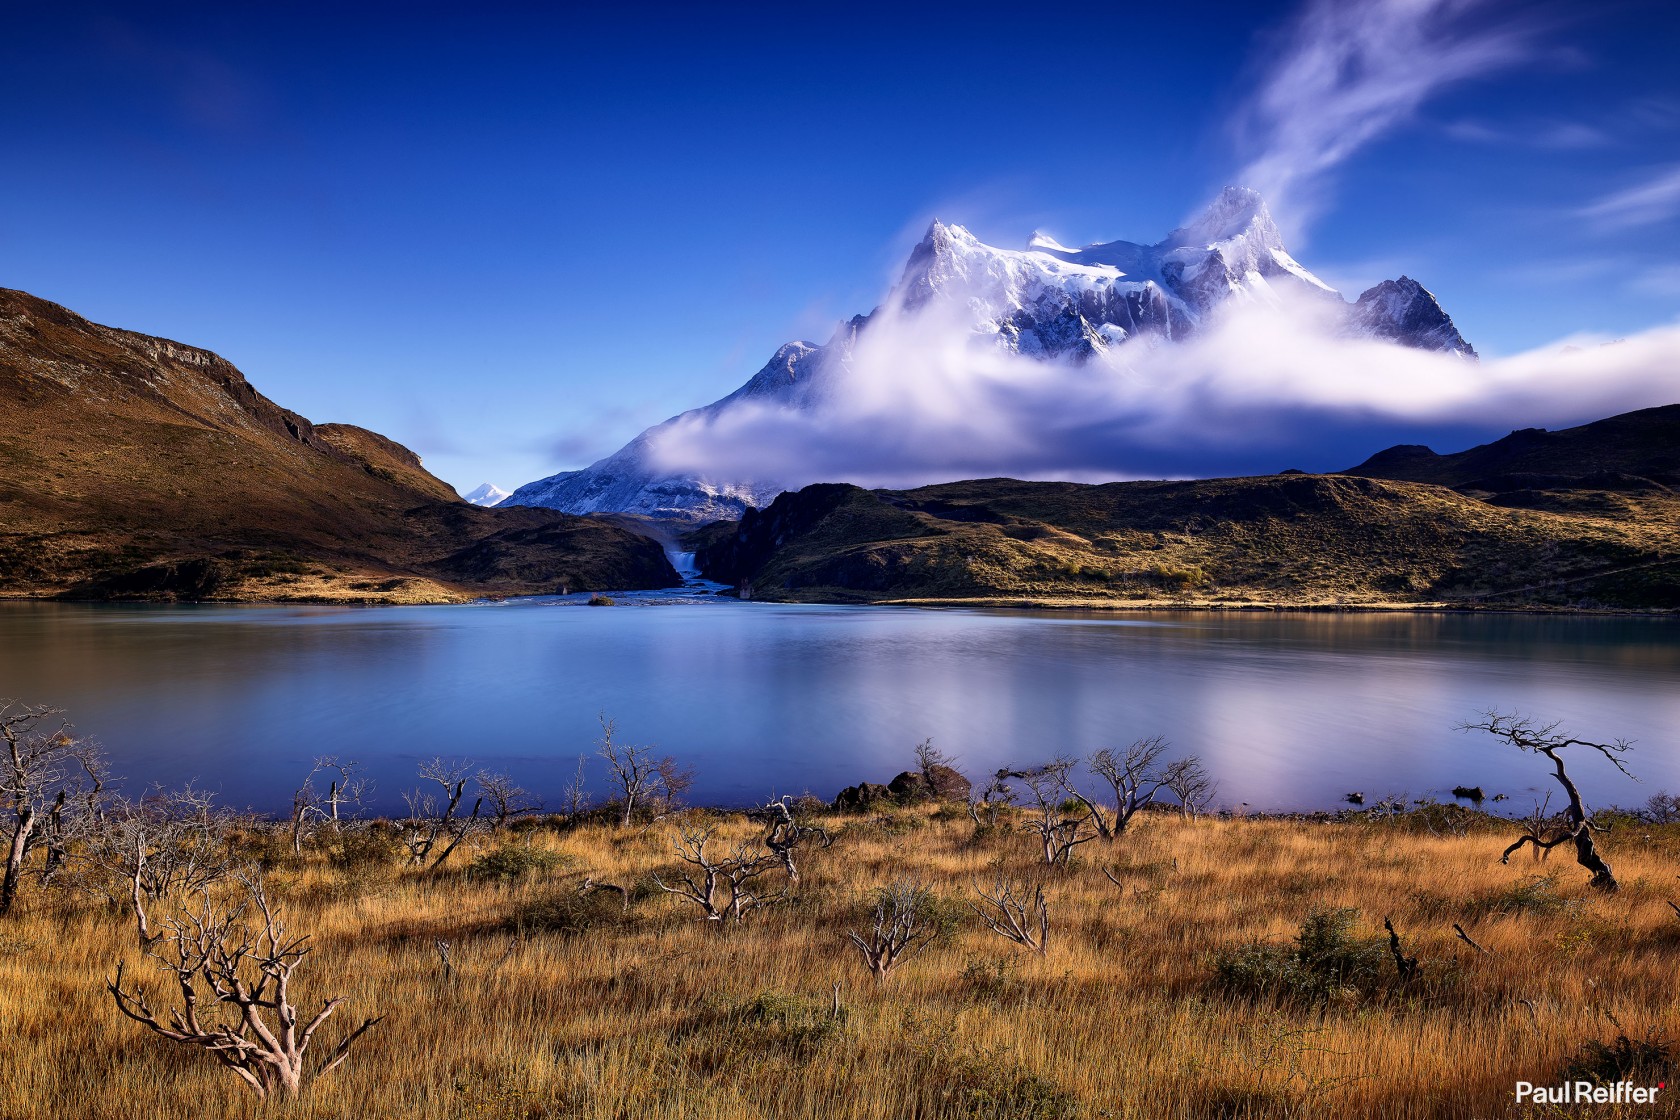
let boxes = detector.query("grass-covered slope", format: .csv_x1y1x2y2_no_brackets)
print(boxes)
0,288,676,601
692,472,1680,609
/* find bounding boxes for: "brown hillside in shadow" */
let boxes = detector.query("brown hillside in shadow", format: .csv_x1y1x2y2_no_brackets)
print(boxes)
0,288,674,601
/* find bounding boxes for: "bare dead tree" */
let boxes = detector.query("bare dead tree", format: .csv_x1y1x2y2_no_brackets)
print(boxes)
913,737,953,782
967,770,1015,830
846,879,940,984
1643,792,1680,824
652,825,783,922
969,874,1050,954
562,755,593,818
1162,755,1217,818
2,700,104,917
1462,712,1631,892
1081,737,1171,840
1383,917,1419,983
578,876,631,911
83,786,240,947
1006,762,1097,865
596,715,691,827
1452,922,1493,955
475,770,540,832
107,874,382,1099
750,796,832,883
399,758,485,870
290,758,369,855
1501,794,1571,865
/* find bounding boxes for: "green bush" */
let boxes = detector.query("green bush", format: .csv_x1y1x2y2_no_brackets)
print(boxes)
1487,873,1576,917
329,825,402,871
1213,908,1384,1004
505,888,631,937
465,845,564,884
733,990,846,1058
1561,1032,1672,1085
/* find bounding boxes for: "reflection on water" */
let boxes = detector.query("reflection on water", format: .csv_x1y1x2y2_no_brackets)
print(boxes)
1,600,1674,815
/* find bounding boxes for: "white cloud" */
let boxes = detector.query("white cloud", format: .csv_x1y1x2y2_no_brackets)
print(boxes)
1580,165,1680,231
1234,0,1539,238
1442,118,1610,150
645,294,1680,490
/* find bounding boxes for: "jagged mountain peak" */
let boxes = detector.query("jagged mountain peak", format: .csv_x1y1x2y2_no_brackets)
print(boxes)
1026,230,1075,253
1165,185,1282,250
1350,276,1476,357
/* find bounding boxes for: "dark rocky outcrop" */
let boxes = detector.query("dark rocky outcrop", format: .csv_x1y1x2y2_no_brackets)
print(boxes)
888,765,973,803
832,782,893,813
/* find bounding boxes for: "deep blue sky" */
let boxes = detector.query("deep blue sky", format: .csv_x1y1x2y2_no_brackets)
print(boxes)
4,1,1678,492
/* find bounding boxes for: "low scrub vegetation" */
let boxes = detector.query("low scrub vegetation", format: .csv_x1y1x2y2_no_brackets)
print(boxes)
4,710,1679,1118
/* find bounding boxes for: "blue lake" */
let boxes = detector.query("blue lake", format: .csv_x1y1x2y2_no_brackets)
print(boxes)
1,598,1675,816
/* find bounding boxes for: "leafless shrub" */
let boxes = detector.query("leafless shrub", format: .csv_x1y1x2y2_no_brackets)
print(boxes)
1461,711,1631,891
578,876,631,911
107,874,382,1099
969,874,1050,955
913,737,953,780
289,757,369,855
1643,791,1680,824
652,824,783,922
1,700,105,916
1001,762,1096,865
563,755,592,818
1501,794,1571,865
750,796,833,883
83,786,240,946
847,879,940,984
399,758,486,870
1081,737,1171,839
967,770,1015,830
475,770,540,832
1162,755,1217,818
596,715,691,827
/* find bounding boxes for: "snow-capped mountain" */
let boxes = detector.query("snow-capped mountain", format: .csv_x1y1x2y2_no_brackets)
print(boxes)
503,187,1475,522
462,483,510,507
1346,277,1478,355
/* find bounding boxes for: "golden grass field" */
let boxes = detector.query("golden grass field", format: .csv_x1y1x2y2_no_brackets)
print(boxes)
4,804,1679,1120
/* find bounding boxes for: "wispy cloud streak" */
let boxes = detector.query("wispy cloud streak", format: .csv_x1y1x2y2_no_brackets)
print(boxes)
1235,0,1539,236
1579,165,1680,231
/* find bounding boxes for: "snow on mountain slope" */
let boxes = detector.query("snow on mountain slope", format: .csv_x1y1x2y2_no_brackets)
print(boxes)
502,188,1475,522
1346,277,1478,356
462,483,511,506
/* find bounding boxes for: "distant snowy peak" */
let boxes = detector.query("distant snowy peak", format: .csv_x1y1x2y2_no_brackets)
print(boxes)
1348,277,1476,357
462,482,510,506
502,187,1478,522
895,187,1346,361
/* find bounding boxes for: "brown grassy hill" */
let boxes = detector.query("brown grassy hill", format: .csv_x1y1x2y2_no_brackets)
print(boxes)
0,288,676,601
691,472,1680,609
1345,404,1680,493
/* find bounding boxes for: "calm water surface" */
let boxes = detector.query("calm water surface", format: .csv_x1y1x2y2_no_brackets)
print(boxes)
1,598,1675,815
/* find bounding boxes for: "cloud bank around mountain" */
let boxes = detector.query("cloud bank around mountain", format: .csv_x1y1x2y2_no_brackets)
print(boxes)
645,293,1680,490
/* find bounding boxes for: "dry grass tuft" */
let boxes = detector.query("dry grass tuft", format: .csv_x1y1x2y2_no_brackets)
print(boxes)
4,807,1679,1118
